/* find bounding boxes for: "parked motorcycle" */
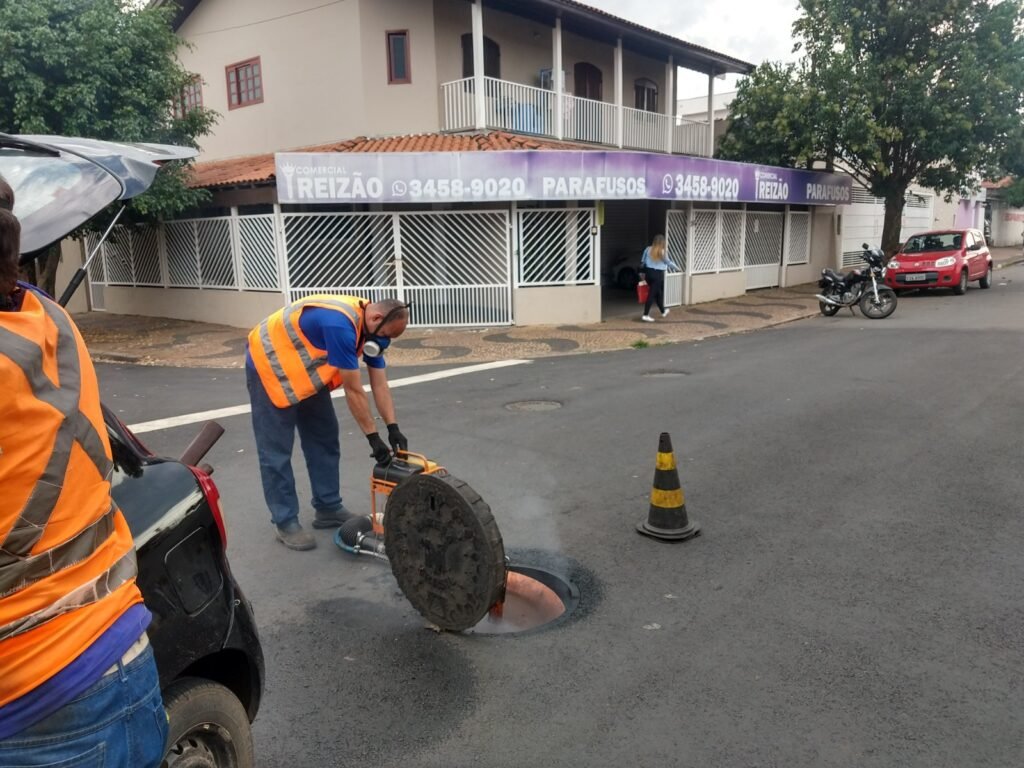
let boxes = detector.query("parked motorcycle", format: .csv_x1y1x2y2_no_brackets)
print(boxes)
816,243,898,319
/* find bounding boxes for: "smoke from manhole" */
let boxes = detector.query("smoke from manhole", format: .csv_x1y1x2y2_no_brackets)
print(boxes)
642,370,691,377
505,400,563,412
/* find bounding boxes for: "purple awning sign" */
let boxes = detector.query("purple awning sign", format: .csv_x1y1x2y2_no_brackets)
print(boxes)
275,150,852,206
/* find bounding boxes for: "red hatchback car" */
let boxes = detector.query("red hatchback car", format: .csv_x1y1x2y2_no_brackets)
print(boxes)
885,229,993,295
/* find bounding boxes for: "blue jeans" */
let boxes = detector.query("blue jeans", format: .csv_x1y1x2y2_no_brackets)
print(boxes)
246,365,344,527
0,645,167,767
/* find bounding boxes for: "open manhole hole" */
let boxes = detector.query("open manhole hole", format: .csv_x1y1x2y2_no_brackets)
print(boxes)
505,400,563,412
344,470,580,636
465,564,580,636
642,369,691,378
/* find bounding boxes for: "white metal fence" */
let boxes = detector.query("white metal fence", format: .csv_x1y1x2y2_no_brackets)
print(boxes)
283,210,513,327
86,215,283,293
664,209,687,307
786,211,811,266
515,209,597,287
662,206,814,299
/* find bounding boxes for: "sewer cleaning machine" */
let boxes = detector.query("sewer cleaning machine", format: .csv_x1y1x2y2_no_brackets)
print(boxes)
335,452,507,632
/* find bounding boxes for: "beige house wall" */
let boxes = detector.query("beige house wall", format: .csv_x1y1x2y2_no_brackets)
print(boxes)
176,0,364,160
359,0,440,137
98,287,282,330
514,285,601,325
689,271,745,303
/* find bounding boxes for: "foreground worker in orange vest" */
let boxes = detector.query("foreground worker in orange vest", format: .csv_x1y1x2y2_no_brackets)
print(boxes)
246,295,411,550
0,200,167,764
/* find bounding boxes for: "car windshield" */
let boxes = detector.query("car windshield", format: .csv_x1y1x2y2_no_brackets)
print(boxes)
902,232,962,253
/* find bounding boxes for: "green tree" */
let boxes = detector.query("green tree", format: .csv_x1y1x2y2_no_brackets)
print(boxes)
720,0,1024,255
0,0,216,294
717,62,820,169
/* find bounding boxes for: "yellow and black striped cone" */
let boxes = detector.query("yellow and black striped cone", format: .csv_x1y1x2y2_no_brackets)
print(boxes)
637,432,700,541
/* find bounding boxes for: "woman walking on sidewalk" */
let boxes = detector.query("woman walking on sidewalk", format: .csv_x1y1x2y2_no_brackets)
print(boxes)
639,234,679,322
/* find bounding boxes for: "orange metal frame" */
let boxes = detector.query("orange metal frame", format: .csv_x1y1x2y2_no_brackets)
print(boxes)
368,451,446,536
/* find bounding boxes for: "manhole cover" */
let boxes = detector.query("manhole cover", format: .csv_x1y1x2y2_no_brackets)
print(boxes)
384,474,506,632
642,370,691,378
505,400,562,412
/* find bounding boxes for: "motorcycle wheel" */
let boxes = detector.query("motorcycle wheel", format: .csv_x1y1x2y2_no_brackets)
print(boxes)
859,288,897,319
819,301,841,317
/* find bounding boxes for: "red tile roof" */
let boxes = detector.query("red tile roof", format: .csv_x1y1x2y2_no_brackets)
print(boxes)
982,177,1013,190
188,131,601,189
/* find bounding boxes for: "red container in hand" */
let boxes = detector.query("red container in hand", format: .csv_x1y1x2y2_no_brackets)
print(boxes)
636,281,649,304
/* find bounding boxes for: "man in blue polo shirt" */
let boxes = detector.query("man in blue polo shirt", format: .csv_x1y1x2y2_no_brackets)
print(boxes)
246,296,411,550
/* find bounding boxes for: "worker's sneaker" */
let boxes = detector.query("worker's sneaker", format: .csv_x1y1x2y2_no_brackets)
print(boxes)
661,308,671,317
312,504,355,529
641,315,655,323
275,520,316,551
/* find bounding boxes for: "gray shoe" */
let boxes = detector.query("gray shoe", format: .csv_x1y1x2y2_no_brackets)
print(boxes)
275,521,316,550
312,504,355,529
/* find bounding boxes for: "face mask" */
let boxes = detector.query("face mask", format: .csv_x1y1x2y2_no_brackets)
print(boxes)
362,302,411,358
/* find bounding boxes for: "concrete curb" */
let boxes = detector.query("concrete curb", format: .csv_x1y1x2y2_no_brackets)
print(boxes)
90,351,144,364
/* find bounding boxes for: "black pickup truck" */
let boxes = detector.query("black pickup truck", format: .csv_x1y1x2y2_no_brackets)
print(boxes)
2,133,264,768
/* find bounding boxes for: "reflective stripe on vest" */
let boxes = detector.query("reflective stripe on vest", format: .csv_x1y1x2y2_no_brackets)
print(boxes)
249,295,365,408
0,292,134,642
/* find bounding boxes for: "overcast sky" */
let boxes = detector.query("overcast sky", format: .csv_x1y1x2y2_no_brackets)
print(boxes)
583,0,803,98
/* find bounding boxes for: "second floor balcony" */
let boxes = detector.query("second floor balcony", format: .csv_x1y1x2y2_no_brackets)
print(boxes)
441,76,710,156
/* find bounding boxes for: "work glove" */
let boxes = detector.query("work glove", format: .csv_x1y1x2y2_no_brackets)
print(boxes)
387,423,408,454
366,432,392,465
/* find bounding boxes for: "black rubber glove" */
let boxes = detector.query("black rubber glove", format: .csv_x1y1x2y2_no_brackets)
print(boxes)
366,432,391,465
387,423,408,454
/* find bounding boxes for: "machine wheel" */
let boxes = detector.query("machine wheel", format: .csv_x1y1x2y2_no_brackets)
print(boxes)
953,269,968,295
819,301,840,317
161,678,254,768
979,263,993,289
859,288,897,319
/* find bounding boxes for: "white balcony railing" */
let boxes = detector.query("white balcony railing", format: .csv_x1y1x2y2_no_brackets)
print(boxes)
622,105,670,152
440,76,710,156
672,117,709,157
561,93,617,146
441,78,477,132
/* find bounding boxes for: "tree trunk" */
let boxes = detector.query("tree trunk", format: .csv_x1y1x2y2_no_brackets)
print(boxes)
39,244,61,298
880,187,907,257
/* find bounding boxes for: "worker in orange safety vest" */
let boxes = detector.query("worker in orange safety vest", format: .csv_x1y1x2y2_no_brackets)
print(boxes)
246,294,411,550
0,188,167,765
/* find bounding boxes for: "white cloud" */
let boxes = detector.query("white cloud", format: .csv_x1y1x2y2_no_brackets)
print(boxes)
582,0,803,96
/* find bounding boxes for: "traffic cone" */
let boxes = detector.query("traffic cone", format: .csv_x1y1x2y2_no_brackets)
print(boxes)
637,432,700,541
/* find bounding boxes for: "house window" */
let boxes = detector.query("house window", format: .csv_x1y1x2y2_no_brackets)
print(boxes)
226,57,263,109
574,62,602,101
635,78,658,112
387,31,411,84
173,77,203,119
460,34,500,79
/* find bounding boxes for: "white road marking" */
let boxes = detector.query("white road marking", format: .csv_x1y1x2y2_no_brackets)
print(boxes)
127,359,532,434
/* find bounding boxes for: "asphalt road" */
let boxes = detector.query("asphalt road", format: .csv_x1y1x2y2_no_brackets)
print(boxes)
98,265,1024,768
